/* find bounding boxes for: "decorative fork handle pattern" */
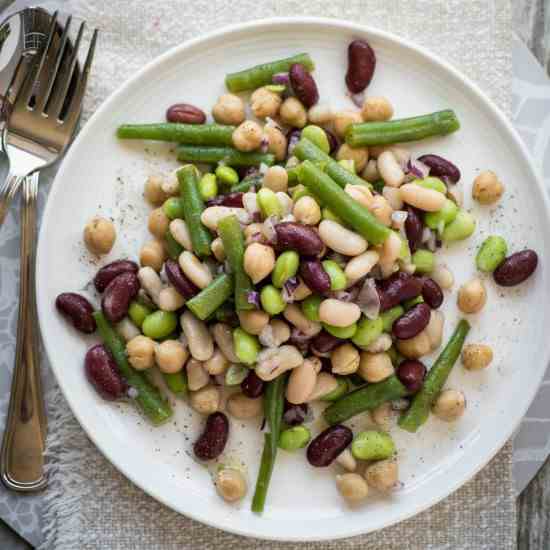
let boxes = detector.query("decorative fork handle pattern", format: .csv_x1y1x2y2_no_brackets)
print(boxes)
0,172,25,228
0,173,47,492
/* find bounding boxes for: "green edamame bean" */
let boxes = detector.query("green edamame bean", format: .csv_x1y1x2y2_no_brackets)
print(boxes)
403,295,424,310
424,198,458,230
320,377,350,401
278,426,311,451
442,210,476,242
225,364,249,385
265,84,285,93
411,249,435,274
352,317,383,348
476,235,508,273
163,197,185,220
272,251,299,288
321,207,343,224
414,176,446,194
198,173,218,200
351,430,396,460
399,234,411,262
338,159,356,174
128,301,152,329
233,327,260,365
322,260,347,291
215,165,239,188
323,322,357,339
301,125,330,154
257,188,283,218
260,285,286,315
381,306,404,332
301,295,322,322
142,311,178,340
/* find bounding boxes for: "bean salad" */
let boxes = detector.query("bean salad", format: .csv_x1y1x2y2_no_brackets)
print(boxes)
55,39,539,510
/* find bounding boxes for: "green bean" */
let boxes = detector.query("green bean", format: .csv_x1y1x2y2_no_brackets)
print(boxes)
142,311,178,340
320,377,350,402
345,110,461,147
293,138,366,189
301,294,322,322
117,123,235,145
322,260,347,291
381,306,404,332
186,274,234,320
476,235,508,273
351,431,395,460
272,251,299,288
163,197,185,220
198,173,218,200
251,374,287,513
178,165,212,257
233,328,260,365
165,230,183,260
260,285,286,315
218,215,254,311
163,370,188,397
411,250,435,274
299,160,390,245
323,375,408,425
399,319,470,432
403,295,424,310
230,174,263,193
279,426,311,451
177,145,275,167
128,301,152,329
93,312,172,425
323,322,357,339
226,53,315,93
302,125,330,154
351,317,383,348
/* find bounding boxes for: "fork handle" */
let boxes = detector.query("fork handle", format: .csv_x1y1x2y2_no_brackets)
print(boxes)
0,174,47,492
0,172,25,228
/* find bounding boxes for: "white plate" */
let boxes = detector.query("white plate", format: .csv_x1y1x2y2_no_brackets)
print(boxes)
36,18,550,541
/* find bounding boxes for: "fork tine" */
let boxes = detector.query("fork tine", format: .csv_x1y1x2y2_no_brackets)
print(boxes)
47,21,85,120
61,28,98,129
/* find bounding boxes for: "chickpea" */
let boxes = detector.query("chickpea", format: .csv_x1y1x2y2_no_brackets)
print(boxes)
144,175,167,206
370,401,393,431
155,339,188,374
227,392,263,419
250,86,282,119
293,196,321,225
212,93,245,125
333,110,362,138
238,309,269,335
331,343,360,375
161,171,179,197
336,143,369,173
83,216,116,255
190,385,220,415
279,97,307,128
139,240,166,272
432,389,466,421
262,165,288,192
358,352,394,382
148,208,170,239
211,237,226,262
361,96,394,121
232,120,263,152
472,170,504,205
462,344,493,370
365,459,399,493
126,335,156,370
243,242,275,284
215,468,247,502
457,278,487,314
396,330,432,359
244,223,265,246
204,348,229,375
336,473,369,505
264,125,287,161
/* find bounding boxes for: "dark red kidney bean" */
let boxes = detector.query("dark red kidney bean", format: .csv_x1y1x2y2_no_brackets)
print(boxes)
422,277,443,309
377,272,424,311
345,39,376,94
418,154,461,183
404,206,423,253
289,328,312,353
166,103,206,124
283,402,309,426
56,292,96,333
307,425,353,467
289,63,319,108
241,370,265,398
94,260,139,293
493,250,538,287
299,258,330,294
392,303,431,340
310,331,342,354
206,192,244,208
319,357,332,373
275,222,324,256
85,344,127,400
286,128,302,157
101,272,139,323
193,412,229,461
396,360,427,394
324,129,339,154
164,259,199,299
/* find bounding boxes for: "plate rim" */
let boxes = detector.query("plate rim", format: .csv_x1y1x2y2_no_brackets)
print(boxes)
36,16,550,541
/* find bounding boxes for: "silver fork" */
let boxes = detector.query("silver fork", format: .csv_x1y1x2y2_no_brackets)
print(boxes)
0,12,98,492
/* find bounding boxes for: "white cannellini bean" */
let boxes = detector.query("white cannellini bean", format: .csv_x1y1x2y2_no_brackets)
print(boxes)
115,317,141,342
200,206,251,231
425,310,445,350
307,372,338,401
169,219,192,250
318,220,367,256
319,299,361,327
345,184,373,208
286,359,318,405
362,158,380,182
161,171,179,196
158,285,186,311
388,146,411,166
187,359,210,391
431,264,454,289
335,448,357,472
345,250,379,285
382,186,404,210
211,323,240,363
178,251,213,289
180,310,214,361
377,151,405,188
400,183,446,212
138,266,162,305
378,231,402,278
283,304,322,336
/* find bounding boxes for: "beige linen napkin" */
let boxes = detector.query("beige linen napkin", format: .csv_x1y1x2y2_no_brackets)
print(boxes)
38,1,514,548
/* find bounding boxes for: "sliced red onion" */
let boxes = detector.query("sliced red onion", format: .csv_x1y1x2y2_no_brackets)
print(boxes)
272,72,290,87
246,290,260,308
282,276,300,303
287,129,301,156
260,136,270,154
248,231,265,244
262,215,278,243
348,90,365,109
357,278,381,320
405,158,430,181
